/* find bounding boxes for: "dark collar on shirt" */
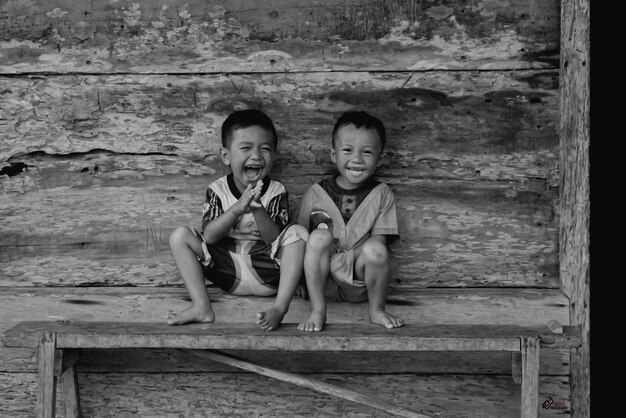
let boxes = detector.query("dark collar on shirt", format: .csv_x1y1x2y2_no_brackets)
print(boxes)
325,172,379,195
227,173,271,198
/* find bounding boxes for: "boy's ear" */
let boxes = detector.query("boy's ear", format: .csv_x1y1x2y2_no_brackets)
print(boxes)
219,147,230,166
376,152,386,168
329,147,337,163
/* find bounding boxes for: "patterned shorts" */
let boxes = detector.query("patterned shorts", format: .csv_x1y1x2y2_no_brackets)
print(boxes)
194,223,308,296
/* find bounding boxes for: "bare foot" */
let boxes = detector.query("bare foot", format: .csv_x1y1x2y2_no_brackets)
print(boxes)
256,307,286,331
369,309,404,329
297,310,326,332
167,304,215,325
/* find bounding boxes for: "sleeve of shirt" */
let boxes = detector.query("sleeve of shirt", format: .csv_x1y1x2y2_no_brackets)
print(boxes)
294,187,314,231
266,191,289,229
371,184,399,242
201,187,223,232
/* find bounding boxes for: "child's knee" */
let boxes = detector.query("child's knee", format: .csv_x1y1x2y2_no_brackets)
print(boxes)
360,240,389,266
169,226,193,249
307,229,334,251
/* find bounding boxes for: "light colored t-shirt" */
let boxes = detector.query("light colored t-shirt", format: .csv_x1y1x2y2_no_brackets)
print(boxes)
201,174,289,242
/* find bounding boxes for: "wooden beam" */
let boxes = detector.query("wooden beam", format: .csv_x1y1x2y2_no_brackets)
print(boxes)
1,321,583,351
559,0,590,417
59,350,81,418
36,332,57,418
203,350,430,418
520,337,540,418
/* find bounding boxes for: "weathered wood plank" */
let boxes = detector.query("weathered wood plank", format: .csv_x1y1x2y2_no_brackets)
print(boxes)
558,1,590,417
36,332,56,418
0,175,559,288
0,0,560,73
0,72,559,175
0,71,560,286
521,337,541,418
0,287,570,331
0,347,572,376
0,287,571,374
1,321,581,351
0,287,572,376
0,372,572,417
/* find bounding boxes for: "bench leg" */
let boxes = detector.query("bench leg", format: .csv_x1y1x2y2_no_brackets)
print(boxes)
37,332,57,418
59,350,81,418
520,336,540,418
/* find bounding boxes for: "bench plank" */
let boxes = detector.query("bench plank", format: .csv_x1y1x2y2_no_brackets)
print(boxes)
2,321,582,351
0,287,570,329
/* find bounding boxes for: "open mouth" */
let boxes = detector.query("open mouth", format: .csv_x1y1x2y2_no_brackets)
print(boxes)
347,167,365,174
244,165,263,179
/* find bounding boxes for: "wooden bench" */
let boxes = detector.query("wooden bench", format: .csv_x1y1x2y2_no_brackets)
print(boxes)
1,320,582,418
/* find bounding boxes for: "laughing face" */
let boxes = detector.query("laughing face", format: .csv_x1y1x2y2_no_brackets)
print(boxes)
330,124,383,190
220,125,276,193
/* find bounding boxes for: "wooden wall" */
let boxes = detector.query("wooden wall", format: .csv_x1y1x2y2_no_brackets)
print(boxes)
0,0,576,416
1,0,561,289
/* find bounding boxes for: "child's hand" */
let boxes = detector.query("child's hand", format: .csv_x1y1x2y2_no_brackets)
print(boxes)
249,180,263,209
234,181,263,214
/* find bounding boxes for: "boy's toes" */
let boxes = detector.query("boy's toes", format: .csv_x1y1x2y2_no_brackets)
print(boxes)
385,316,404,328
297,322,312,332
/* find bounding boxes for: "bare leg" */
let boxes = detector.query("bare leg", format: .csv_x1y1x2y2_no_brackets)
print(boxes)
167,226,215,325
298,229,333,332
355,239,404,329
257,235,306,331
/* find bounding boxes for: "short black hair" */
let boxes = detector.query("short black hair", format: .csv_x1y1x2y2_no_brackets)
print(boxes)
221,109,278,149
331,111,386,150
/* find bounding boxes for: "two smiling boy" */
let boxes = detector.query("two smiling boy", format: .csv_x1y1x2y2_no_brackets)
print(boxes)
167,109,404,332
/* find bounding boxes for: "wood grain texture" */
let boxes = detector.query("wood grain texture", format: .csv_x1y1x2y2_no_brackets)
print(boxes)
0,70,560,288
521,337,541,418
0,372,572,418
0,287,571,375
0,175,560,288
1,321,581,351
36,332,56,418
558,0,590,417
0,347,571,376
0,0,560,73
0,72,559,173
0,287,570,331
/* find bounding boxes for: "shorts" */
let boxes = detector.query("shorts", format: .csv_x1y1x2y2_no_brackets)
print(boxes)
324,247,368,303
194,223,308,296
309,211,368,303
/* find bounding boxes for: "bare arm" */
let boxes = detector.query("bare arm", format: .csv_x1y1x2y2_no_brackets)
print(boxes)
250,205,281,243
202,181,280,244
249,180,281,243
202,183,259,244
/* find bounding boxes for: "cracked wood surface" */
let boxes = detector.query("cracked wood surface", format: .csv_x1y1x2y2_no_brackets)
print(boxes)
1,72,559,288
0,0,560,73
